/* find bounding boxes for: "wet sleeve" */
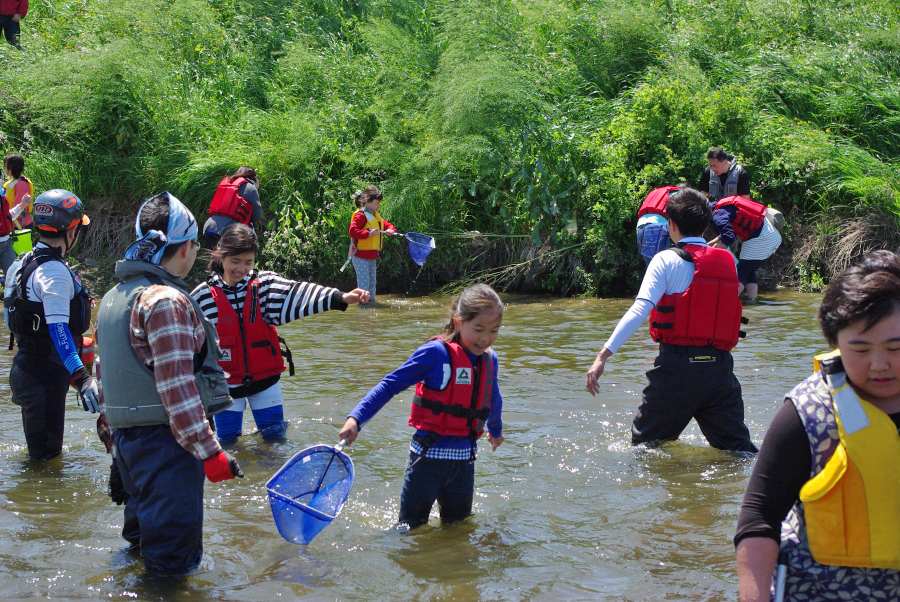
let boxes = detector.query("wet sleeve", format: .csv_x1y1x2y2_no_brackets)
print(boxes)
734,401,811,547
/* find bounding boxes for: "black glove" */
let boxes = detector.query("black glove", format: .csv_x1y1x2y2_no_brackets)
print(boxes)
72,367,100,413
227,452,244,479
108,462,129,506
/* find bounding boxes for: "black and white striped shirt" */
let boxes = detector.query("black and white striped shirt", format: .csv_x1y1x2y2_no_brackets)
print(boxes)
190,270,347,327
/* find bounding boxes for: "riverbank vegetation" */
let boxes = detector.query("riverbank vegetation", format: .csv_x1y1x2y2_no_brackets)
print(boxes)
1,0,898,295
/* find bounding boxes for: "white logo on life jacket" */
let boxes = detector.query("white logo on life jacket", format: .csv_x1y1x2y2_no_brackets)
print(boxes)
455,367,471,385
221,349,231,362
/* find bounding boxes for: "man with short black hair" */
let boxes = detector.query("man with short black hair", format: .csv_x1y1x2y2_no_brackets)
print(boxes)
97,192,242,574
699,147,750,202
585,186,757,452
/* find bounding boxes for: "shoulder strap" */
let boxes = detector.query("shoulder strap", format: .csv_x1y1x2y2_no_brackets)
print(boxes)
671,241,693,262
17,251,61,300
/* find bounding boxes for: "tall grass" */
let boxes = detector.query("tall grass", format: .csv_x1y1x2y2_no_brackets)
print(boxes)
0,0,897,294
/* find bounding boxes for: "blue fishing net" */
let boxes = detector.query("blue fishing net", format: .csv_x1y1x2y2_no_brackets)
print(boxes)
266,444,354,544
406,232,436,266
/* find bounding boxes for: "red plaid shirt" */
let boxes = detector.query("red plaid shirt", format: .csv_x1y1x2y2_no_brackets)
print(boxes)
123,284,221,460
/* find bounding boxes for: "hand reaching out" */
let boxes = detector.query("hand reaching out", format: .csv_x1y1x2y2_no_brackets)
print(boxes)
342,289,371,304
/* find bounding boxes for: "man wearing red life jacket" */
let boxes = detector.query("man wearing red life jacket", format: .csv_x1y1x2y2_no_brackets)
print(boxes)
586,187,757,452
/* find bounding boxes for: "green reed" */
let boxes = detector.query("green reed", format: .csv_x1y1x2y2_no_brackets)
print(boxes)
0,0,896,294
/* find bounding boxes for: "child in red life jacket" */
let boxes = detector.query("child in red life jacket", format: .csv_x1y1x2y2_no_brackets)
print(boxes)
191,224,369,443
339,283,505,528
347,185,399,306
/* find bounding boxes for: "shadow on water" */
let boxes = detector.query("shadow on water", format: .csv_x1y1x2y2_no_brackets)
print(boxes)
0,289,826,599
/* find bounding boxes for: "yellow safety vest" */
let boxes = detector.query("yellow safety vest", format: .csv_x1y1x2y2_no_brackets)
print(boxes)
354,209,385,252
800,350,900,569
4,176,34,228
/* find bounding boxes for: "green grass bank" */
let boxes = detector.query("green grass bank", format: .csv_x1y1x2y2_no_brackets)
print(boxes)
1,0,899,295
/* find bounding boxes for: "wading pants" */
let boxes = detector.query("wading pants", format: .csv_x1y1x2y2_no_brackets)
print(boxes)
10,350,70,460
632,344,758,452
114,425,205,574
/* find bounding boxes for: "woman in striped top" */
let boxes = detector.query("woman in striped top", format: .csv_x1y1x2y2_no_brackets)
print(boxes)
191,224,369,443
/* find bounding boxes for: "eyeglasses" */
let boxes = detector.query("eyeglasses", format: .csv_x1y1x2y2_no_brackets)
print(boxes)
191,240,201,250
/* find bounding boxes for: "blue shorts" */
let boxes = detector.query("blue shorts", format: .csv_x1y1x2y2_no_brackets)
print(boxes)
736,259,765,285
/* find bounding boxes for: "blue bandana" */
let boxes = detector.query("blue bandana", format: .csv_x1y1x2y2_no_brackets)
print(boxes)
124,192,198,265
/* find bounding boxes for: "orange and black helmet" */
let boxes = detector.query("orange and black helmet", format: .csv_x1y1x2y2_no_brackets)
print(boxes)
33,189,90,233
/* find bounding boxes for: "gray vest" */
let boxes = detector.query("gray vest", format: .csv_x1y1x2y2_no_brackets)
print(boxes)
98,260,231,429
707,163,741,202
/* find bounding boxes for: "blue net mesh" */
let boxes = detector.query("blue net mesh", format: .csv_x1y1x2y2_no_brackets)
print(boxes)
266,445,354,544
405,232,435,266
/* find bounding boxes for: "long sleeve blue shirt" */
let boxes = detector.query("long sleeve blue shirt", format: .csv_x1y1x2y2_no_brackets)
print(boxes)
348,339,503,460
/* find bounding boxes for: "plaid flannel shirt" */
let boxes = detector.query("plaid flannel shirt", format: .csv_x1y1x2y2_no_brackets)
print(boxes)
127,284,222,461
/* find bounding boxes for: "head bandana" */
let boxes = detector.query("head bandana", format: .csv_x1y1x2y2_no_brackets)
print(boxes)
124,192,198,265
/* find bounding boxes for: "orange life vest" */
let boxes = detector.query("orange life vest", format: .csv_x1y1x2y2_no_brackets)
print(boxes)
637,186,678,218
714,195,767,241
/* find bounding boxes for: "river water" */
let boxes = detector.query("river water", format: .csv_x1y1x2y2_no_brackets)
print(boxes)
0,290,826,600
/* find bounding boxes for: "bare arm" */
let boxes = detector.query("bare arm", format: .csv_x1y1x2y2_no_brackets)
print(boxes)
736,537,779,602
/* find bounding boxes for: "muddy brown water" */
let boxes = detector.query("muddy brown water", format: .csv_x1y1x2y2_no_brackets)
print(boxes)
0,290,825,600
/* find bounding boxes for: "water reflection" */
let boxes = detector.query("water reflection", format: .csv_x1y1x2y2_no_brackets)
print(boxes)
0,289,826,599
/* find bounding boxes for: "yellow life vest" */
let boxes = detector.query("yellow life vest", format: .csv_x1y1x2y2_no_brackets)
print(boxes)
4,176,34,228
354,208,385,252
800,350,900,569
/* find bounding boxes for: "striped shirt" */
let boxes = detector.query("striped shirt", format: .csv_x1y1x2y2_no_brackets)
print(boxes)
130,284,221,461
191,270,346,328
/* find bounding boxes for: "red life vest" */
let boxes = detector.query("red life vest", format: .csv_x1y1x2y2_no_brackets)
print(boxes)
210,280,285,385
637,186,679,218
649,244,743,351
714,195,767,241
0,194,14,237
409,341,494,437
209,176,254,226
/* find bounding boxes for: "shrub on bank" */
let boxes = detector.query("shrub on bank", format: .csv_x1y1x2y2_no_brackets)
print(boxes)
0,0,897,295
